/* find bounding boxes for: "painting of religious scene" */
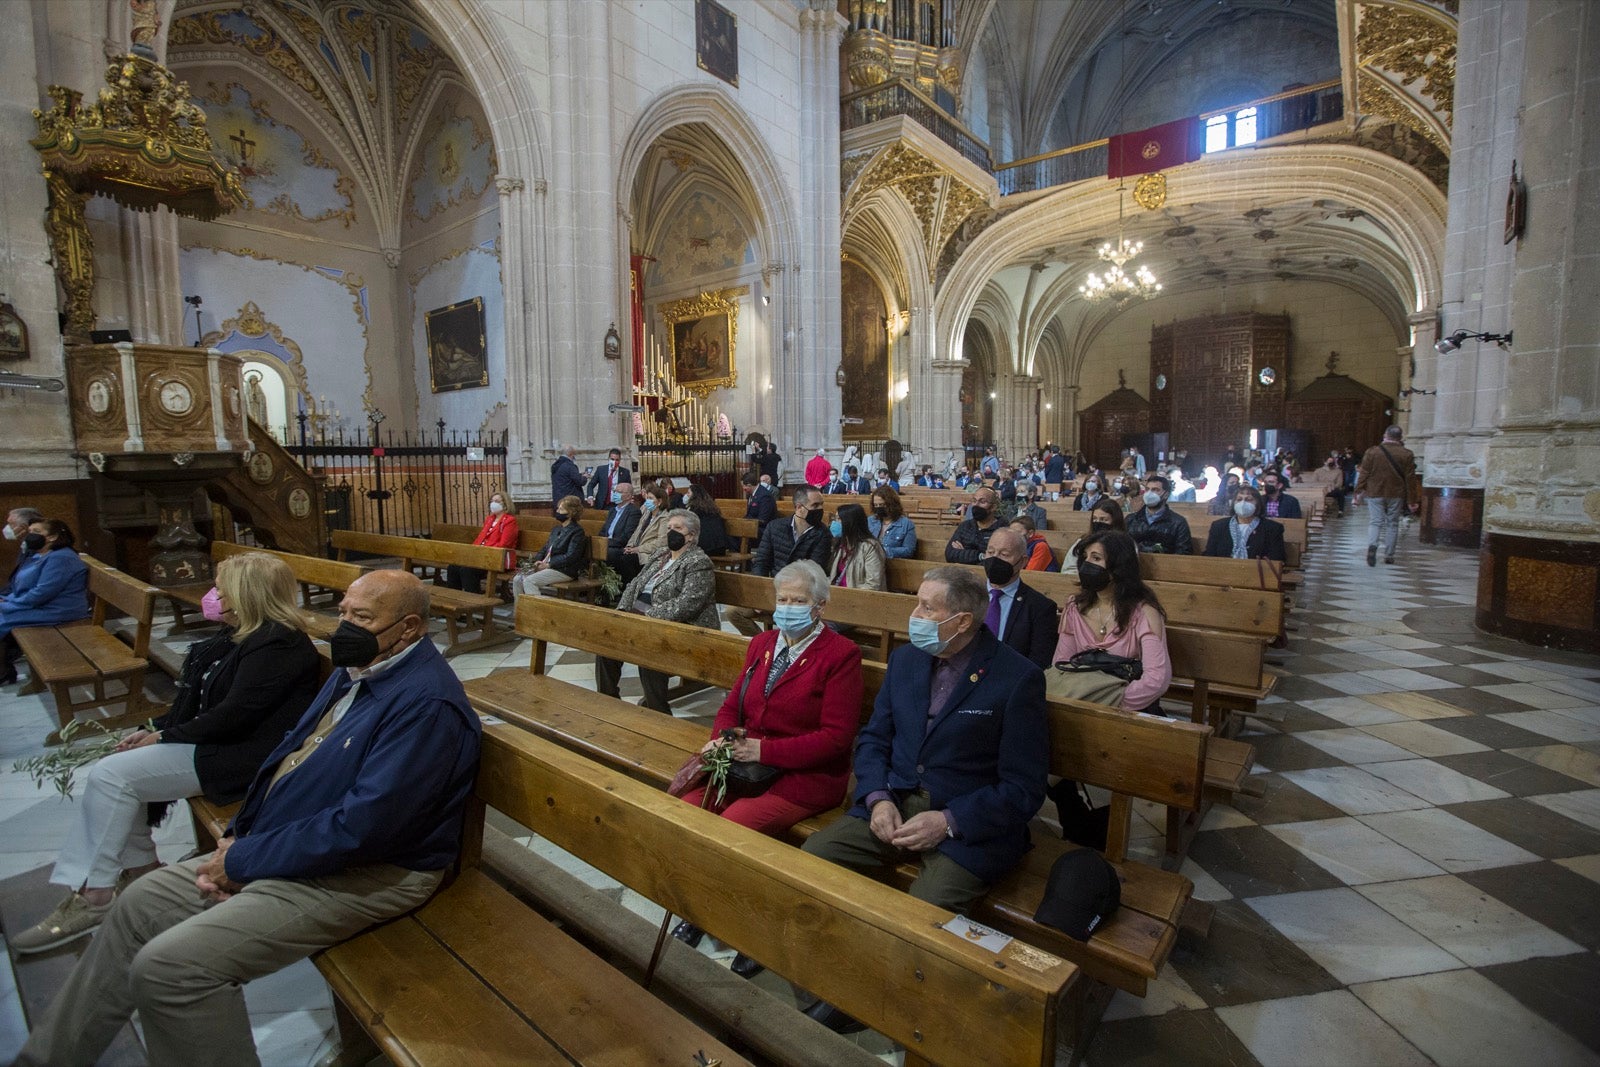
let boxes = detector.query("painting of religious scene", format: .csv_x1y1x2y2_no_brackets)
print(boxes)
198,82,356,227
425,297,489,393
696,0,738,87
672,312,733,390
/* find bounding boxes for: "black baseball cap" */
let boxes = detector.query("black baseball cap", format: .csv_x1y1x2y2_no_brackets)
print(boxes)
1033,849,1121,941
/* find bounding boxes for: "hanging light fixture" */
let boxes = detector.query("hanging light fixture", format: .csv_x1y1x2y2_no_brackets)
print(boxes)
1080,0,1160,305
1080,190,1161,302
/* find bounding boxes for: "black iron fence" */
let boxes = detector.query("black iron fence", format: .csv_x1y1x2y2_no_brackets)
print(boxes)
285,422,508,538
637,436,746,499
842,78,992,171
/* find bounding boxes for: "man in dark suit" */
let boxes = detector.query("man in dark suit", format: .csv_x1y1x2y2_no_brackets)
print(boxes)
550,446,585,505
844,465,871,494
823,467,850,494
1258,469,1302,519
980,529,1057,668
729,487,831,636
1043,447,1066,487
758,442,782,484
600,484,642,570
1202,484,1287,561
744,475,778,533
584,447,631,507
801,567,1047,1031
945,487,1005,564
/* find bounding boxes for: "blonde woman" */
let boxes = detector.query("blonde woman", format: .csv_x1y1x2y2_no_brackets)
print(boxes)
516,495,591,596
13,553,322,954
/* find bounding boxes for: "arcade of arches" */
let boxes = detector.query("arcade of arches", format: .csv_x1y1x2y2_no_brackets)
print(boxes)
1,0,1596,652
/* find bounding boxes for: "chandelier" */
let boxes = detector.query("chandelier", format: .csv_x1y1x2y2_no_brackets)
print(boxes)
1079,193,1161,303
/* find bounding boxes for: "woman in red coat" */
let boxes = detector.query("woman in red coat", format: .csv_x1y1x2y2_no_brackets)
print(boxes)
441,491,519,592
673,559,863,970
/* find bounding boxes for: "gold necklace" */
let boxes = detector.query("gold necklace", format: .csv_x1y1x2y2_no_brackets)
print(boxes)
1087,601,1112,637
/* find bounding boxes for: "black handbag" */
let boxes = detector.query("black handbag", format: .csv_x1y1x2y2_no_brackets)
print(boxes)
1058,648,1144,683
722,659,781,798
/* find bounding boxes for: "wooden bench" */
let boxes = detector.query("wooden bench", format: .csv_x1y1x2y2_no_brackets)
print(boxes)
18,559,162,746
467,596,1201,1003
331,530,514,657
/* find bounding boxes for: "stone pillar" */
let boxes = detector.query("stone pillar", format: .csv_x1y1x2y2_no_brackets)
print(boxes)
498,173,552,499
1477,0,1600,651
994,373,1039,462
119,206,186,345
1061,384,1081,454
907,304,960,461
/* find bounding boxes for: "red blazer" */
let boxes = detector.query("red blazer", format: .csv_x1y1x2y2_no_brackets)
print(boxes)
709,626,863,813
473,512,519,550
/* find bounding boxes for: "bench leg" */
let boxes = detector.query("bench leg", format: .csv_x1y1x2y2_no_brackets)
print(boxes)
314,999,380,1067
1061,978,1117,1067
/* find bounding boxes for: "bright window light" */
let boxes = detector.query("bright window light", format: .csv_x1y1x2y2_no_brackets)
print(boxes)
1234,107,1258,146
1204,114,1229,153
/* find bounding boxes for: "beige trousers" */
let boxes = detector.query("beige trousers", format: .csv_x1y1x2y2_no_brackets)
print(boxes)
17,855,441,1067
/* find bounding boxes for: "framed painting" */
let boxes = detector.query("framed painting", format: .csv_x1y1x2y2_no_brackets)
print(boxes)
0,302,29,362
660,287,744,398
696,0,738,87
425,297,488,393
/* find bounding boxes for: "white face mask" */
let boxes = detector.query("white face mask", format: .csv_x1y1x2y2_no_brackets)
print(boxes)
488,501,504,515
1143,490,1163,508
1,525,15,541
1234,500,1257,519
1084,482,1098,494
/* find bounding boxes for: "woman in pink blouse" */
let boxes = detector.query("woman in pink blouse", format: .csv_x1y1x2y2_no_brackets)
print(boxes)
1052,529,1172,712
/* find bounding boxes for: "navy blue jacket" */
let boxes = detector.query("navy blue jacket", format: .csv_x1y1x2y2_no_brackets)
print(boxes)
0,548,89,637
225,638,480,882
550,455,586,504
849,628,1048,883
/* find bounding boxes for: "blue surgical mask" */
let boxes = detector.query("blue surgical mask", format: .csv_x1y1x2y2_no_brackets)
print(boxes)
907,613,958,656
829,519,843,538
642,499,656,511
610,489,622,504
772,603,815,637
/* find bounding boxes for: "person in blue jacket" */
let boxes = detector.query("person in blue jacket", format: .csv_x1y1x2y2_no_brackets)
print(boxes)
866,485,917,559
801,566,1048,1033
0,518,90,684
15,570,482,1067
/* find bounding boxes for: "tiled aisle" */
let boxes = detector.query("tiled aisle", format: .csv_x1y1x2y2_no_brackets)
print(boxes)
0,512,1598,1065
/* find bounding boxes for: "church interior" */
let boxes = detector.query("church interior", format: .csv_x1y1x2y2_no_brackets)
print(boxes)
0,0,1597,1063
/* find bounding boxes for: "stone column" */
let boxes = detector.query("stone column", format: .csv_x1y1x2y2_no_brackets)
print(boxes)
1477,0,1600,651
120,206,186,345
906,303,962,460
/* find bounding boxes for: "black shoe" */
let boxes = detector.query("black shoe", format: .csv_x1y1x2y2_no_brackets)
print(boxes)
730,953,764,979
0,667,16,685
671,921,704,948
1384,557,1395,565
804,999,867,1035
1366,546,1377,567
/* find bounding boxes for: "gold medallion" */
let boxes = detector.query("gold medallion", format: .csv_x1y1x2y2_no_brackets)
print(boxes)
1133,172,1167,211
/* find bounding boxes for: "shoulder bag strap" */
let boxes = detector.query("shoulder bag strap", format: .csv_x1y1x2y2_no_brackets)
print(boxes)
1376,444,1410,502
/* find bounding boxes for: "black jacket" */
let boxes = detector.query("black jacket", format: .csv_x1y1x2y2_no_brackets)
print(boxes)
751,516,832,576
945,517,1005,564
1043,454,1066,484
745,487,778,531
1203,517,1287,562
156,622,322,802
540,521,591,578
995,582,1059,669
693,508,734,555
550,455,586,503
602,503,641,562
1126,507,1194,555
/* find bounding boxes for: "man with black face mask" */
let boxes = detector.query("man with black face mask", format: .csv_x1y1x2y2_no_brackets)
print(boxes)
14,570,481,1067
979,528,1057,668
3,506,43,594
729,488,832,636
945,487,1004,564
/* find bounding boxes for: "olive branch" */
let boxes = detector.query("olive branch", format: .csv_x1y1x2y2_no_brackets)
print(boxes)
12,719,154,799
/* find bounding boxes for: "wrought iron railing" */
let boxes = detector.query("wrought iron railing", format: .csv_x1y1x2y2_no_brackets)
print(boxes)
283,421,509,538
637,435,747,500
842,78,992,171
994,141,1110,196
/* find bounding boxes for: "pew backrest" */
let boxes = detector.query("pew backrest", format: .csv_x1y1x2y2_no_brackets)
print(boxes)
331,529,509,573
213,540,365,594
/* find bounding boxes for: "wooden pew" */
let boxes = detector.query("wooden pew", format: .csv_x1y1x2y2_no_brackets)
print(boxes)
466,596,1201,1001
210,542,352,639
329,531,514,657
18,558,162,745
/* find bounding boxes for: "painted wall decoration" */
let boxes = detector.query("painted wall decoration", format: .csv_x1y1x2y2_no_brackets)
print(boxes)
841,261,890,438
169,10,328,108
661,289,741,398
199,83,356,227
426,298,490,393
696,0,739,86
645,190,754,285
407,99,496,222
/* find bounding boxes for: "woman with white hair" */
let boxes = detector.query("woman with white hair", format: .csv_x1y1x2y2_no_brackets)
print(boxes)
671,560,863,975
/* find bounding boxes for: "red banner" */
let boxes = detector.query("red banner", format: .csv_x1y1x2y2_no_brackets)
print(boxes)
629,253,647,389
1107,117,1203,179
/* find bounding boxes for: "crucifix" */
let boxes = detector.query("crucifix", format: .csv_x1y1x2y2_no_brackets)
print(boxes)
229,128,256,168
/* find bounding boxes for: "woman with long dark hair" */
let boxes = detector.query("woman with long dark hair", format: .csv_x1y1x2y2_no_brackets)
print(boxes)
685,483,733,556
1053,529,1171,712
826,503,886,590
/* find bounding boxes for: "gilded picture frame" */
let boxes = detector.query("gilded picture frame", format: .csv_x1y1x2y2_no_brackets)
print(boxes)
0,302,29,362
660,287,745,398
425,297,489,393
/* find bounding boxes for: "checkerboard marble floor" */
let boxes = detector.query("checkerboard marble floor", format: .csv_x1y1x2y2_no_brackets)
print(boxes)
0,512,1598,1065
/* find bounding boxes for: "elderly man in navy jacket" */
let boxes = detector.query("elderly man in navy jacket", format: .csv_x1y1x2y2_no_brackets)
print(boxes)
17,570,481,1067
801,565,1047,1031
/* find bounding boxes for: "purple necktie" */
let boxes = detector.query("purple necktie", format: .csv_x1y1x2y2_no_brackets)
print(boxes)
985,587,1003,635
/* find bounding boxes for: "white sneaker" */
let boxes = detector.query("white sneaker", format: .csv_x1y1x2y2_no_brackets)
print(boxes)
11,892,113,954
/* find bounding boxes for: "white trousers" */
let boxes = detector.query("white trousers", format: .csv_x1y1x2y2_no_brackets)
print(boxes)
515,568,573,597
51,742,201,891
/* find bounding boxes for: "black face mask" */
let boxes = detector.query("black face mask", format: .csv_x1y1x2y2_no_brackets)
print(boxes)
554,511,569,522
804,507,825,528
1077,561,1112,592
20,533,46,552
329,619,401,668
1090,520,1111,530
970,506,991,524
1264,485,1279,495
982,556,1016,586
666,530,687,551
872,506,889,520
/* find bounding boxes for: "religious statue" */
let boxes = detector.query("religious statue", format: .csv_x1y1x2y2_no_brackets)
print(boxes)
244,371,269,427
129,0,160,56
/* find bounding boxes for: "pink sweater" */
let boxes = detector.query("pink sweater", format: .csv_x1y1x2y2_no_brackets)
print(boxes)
1051,599,1173,711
